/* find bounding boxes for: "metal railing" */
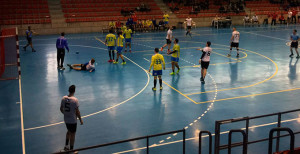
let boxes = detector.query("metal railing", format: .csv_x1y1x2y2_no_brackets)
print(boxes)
54,129,186,154
268,127,295,154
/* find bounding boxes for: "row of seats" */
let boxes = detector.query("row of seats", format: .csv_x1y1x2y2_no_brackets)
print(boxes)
0,19,51,25
1,5,48,9
0,14,50,20
0,0,47,4
64,10,162,18
61,0,152,3
65,16,163,23
0,9,49,14
247,4,280,8
62,7,160,13
176,12,247,18
62,3,157,8
251,8,281,11
255,11,288,15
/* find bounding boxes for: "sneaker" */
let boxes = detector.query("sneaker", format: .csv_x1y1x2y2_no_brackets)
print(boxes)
152,87,156,91
289,54,294,57
297,55,300,58
113,61,118,64
121,62,126,65
170,72,175,75
160,86,163,90
108,59,113,62
64,145,70,151
67,64,73,69
60,67,65,70
200,77,204,81
236,54,239,57
160,47,163,52
201,80,205,84
176,68,180,74
227,54,231,57
23,47,26,51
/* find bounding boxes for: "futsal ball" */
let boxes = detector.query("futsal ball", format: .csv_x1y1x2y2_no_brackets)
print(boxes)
76,51,79,54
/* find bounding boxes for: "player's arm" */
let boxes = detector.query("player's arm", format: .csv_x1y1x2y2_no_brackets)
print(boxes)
162,56,165,70
60,100,64,114
149,57,154,72
168,49,177,54
65,39,70,52
76,107,83,125
230,35,234,42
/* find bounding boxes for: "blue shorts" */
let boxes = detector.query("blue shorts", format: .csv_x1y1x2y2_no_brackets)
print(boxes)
117,46,123,54
125,38,131,43
171,57,179,62
152,70,162,76
108,46,115,51
164,21,169,25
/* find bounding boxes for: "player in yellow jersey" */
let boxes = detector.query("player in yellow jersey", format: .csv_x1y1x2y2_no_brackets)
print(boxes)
163,11,169,26
113,32,126,65
124,26,133,53
105,29,116,62
167,38,180,75
149,48,165,91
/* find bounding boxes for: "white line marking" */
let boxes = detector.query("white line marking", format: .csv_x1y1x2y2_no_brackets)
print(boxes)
19,76,26,154
143,58,150,62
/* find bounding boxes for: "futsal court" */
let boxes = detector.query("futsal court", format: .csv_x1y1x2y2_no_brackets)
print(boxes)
1,25,300,154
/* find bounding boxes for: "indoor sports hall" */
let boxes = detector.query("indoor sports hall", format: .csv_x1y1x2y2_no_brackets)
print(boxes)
1,0,300,154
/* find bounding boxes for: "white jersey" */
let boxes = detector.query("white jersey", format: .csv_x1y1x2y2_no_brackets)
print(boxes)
61,96,79,124
288,11,292,18
232,31,240,43
252,16,258,21
201,47,212,62
244,16,250,21
86,60,95,71
166,29,172,40
186,18,192,26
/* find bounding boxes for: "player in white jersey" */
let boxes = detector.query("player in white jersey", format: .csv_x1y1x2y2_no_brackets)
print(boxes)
197,41,212,84
60,85,83,151
160,26,173,52
228,27,240,57
185,16,193,37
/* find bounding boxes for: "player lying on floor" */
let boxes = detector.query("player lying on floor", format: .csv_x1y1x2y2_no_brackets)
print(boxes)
67,58,96,72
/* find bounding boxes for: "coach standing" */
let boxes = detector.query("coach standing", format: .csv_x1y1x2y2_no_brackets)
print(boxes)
56,32,69,70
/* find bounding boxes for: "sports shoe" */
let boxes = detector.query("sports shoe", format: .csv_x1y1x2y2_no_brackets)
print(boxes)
113,61,118,64
152,87,156,91
297,55,300,58
176,68,180,74
170,72,175,75
200,77,204,81
201,80,205,84
108,59,113,62
289,54,294,57
236,54,239,57
64,145,69,151
67,64,73,69
60,67,65,70
227,54,231,57
160,47,163,51
121,62,126,65
160,86,163,90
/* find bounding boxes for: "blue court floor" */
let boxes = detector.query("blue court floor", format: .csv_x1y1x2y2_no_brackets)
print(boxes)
1,25,300,154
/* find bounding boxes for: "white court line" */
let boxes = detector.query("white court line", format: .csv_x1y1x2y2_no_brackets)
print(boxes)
241,31,288,41
19,76,26,154
113,117,300,154
24,46,150,131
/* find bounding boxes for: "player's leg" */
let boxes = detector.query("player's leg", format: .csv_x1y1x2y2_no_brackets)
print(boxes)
290,46,294,57
175,62,180,73
120,54,126,64
112,48,115,61
108,49,112,62
161,43,167,51
236,47,240,57
295,48,300,58
152,76,157,91
57,51,61,68
60,52,65,69
228,45,232,57
158,75,163,90
69,132,76,150
129,42,132,53
167,43,171,52
114,53,120,63
170,61,175,75
203,68,207,80
64,131,70,150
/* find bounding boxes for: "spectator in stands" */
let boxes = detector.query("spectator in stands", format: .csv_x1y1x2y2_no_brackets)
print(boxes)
115,19,122,31
109,21,115,30
132,13,137,27
126,16,134,32
23,26,37,52
263,12,270,25
297,10,300,23
244,15,250,24
271,12,277,26
252,14,259,25
288,9,292,24
163,11,170,26
152,18,159,31
279,13,286,24
159,20,165,30
146,19,153,31
219,5,225,13
292,9,297,24
137,19,143,30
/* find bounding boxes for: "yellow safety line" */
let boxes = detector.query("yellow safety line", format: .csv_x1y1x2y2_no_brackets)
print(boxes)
196,87,300,104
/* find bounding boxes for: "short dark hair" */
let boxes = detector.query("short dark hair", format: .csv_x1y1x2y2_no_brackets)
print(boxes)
109,29,113,33
117,31,122,36
155,48,159,53
69,85,76,93
61,32,65,36
91,58,95,64
175,38,179,43
294,29,297,33
207,41,211,47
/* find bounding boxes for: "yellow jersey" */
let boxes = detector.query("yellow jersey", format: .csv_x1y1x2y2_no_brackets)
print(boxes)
105,33,116,46
146,20,152,26
124,29,132,39
163,14,169,22
121,26,126,34
117,35,124,47
109,22,115,27
172,44,180,58
150,53,165,71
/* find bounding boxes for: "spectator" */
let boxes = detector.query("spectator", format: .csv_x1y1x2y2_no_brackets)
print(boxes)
115,19,122,30
292,9,297,24
152,18,159,31
298,9,300,23
244,15,250,23
288,9,292,24
159,20,165,30
132,13,137,27
163,11,170,26
279,13,286,24
109,21,115,29
252,14,259,25
271,12,277,25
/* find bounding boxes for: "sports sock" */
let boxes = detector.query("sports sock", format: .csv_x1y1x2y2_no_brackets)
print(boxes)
116,59,118,62
159,79,162,87
122,59,125,62
237,49,239,54
109,50,112,60
112,51,115,60
65,139,69,146
154,79,157,87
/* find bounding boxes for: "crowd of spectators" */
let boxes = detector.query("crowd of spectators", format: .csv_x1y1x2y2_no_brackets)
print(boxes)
219,2,244,14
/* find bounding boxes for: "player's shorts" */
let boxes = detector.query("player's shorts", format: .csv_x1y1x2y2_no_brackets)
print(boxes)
125,38,131,43
108,46,115,51
291,41,298,48
166,39,171,44
57,48,65,56
171,57,179,62
81,63,88,70
117,46,123,53
164,21,169,25
187,26,192,29
230,42,239,48
65,123,77,133
201,61,210,69
26,37,32,44
152,70,162,76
